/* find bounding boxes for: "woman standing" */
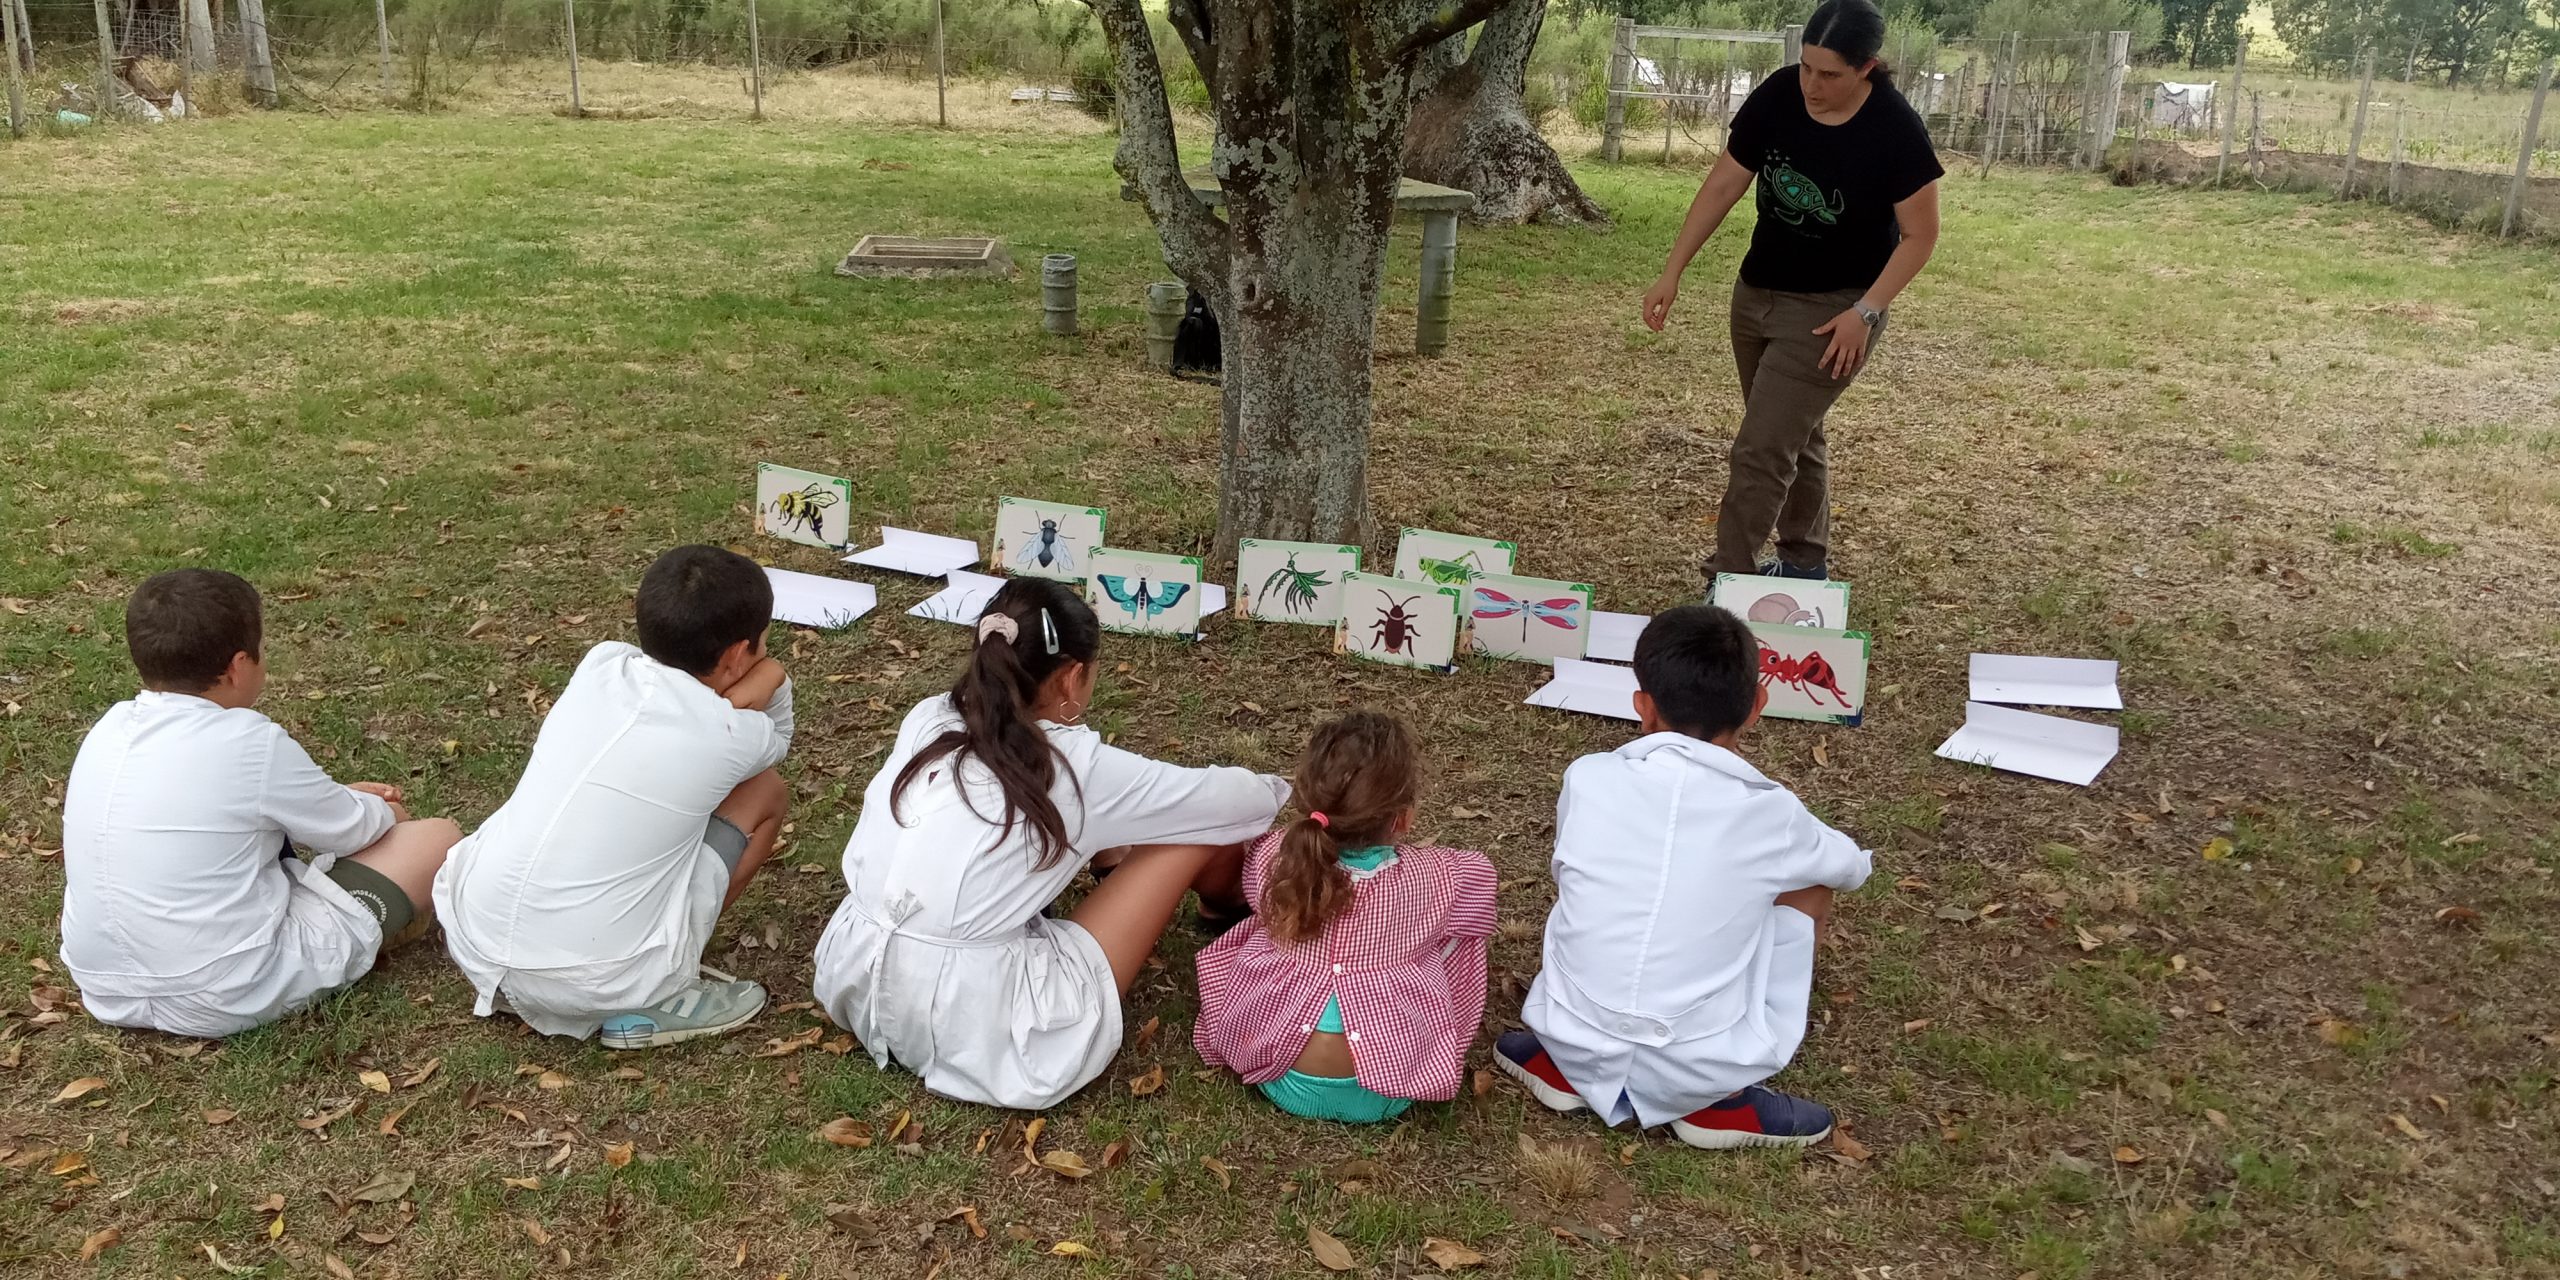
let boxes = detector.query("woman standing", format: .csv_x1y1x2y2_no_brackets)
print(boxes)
1642,0,1943,583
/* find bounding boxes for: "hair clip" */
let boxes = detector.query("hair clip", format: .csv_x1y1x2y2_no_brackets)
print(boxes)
976,614,1020,645
1040,608,1059,656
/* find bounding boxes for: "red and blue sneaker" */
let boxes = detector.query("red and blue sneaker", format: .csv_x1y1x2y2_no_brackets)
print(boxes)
1493,1031,1590,1114
1670,1086,1834,1150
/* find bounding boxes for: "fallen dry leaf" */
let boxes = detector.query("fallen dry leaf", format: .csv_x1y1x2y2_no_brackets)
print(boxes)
523,1219,552,1247
500,1176,542,1191
1472,1068,1495,1098
1039,1150,1093,1179
202,1109,237,1126
1812,739,1831,767
819,1118,875,1149
2205,1108,2230,1129
79,1226,121,1261
1133,1015,1162,1054
1049,1241,1095,1257
256,1193,285,1214
2201,837,2233,861
1101,1140,1129,1170
1021,1117,1046,1157
607,1066,645,1082
204,1243,258,1275
323,1253,355,1280
2112,1146,2145,1165
400,1058,442,1088
2074,925,2102,952
753,1027,825,1059
604,1141,634,1168
2316,1018,2363,1047
1831,1132,1873,1162
819,1034,855,1056
536,1071,568,1091
349,1170,415,1204
1902,1018,1933,1034
944,1205,986,1240
1422,1236,1487,1271
379,1102,417,1136
50,1151,89,1177
2389,1113,2426,1141
359,1070,393,1095
1307,1225,1356,1272
2434,906,2481,927
1332,1157,1388,1191
53,1077,109,1105
1200,1156,1233,1190
1129,1064,1166,1097
298,1099,361,1131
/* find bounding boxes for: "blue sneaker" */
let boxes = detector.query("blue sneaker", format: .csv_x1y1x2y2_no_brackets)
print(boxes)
1493,1031,1590,1114
597,966,766,1050
1670,1085,1834,1150
1754,558,1830,582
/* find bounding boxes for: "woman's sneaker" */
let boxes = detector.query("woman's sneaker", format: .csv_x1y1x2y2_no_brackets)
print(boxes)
1754,558,1830,581
598,966,767,1050
1493,1031,1590,1114
1670,1086,1834,1150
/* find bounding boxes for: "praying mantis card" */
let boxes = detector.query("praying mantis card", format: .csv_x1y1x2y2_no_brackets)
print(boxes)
992,496,1105,583
756,463,853,549
1085,547,1204,639
1463,572,1593,664
1336,571,1461,671
1235,539,1362,625
1393,528,1517,584
1711,573,1852,630
1751,623,1871,725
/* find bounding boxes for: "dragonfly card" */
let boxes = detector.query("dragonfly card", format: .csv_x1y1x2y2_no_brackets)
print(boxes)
1086,547,1204,639
993,497,1105,583
1464,572,1593,664
757,464,852,549
1235,539,1361,625
1712,573,1851,630
1751,623,1870,725
1336,571,1461,671
1394,528,1517,584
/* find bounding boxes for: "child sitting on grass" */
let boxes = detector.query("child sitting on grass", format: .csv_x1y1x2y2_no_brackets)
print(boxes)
59,569,460,1039
1195,712,1497,1123
435,544,793,1049
1496,604,1872,1149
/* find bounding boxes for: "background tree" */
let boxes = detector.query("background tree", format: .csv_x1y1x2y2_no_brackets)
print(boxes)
2155,0,2247,65
2271,0,2537,82
1403,0,1610,226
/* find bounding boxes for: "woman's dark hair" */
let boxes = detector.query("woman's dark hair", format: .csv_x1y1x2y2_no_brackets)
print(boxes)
891,578,1102,870
126,568,262,692
1804,0,1892,83
1263,712,1420,948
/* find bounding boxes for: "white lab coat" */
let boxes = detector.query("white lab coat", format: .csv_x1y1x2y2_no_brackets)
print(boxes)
812,694,1286,1111
435,642,793,1038
59,692,398,1038
1522,733,1871,1127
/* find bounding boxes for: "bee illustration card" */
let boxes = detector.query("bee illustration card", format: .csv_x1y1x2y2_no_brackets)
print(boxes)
1393,528,1517,584
1335,571,1462,671
756,463,853,549
1711,573,1851,630
992,496,1106,583
1086,547,1204,639
1750,623,1871,726
1464,572,1593,664
1235,539,1362,626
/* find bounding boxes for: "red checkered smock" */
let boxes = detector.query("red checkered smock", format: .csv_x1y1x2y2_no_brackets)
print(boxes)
1194,832,1498,1100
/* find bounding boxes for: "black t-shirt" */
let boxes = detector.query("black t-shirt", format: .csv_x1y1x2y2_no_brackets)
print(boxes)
1726,69,1944,294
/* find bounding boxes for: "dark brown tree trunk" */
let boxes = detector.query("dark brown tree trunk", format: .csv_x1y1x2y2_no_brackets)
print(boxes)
1402,0,1609,227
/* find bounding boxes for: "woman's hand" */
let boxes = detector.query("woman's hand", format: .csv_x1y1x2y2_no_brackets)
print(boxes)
1812,309,1872,379
1640,274,1680,332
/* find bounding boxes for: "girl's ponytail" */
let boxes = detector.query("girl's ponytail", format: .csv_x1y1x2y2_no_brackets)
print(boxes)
1261,712,1421,947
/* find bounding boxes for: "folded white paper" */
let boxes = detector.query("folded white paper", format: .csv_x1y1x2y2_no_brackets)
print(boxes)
1586,611,1648,664
1201,583,1229,621
1935,701,2119,787
764,568,878,630
909,570,1007,626
1969,654,2123,710
844,527,980,578
1525,658,1641,721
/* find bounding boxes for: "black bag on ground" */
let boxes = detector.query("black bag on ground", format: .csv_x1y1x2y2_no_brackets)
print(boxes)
1171,291,1220,380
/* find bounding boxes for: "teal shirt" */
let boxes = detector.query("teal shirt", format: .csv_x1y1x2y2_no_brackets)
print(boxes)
1260,845,1411,1123
1314,846,1395,1033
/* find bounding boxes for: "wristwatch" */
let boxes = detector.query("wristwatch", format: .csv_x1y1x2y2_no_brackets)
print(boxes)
1854,303,1884,328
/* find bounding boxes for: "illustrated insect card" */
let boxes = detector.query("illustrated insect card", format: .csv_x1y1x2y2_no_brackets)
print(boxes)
1235,539,1361,626
992,496,1106,583
1335,571,1462,671
756,463,853,549
1750,623,1871,725
1393,528,1517,585
1711,573,1852,630
1464,572,1593,664
1085,547,1204,639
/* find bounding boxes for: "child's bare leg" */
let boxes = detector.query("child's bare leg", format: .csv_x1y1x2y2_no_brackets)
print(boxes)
713,768,788,915
344,818,461,952
1775,885,1834,943
1067,842,1247,994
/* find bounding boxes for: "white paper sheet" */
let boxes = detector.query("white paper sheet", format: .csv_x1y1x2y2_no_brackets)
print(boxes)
843,527,980,578
1200,583,1228,620
1586,611,1648,664
1525,658,1642,721
1968,653,2123,710
764,568,877,630
1934,701,2120,787
909,570,1007,626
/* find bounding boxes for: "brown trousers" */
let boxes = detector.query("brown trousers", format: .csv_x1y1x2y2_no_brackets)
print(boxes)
1708,281,1883,578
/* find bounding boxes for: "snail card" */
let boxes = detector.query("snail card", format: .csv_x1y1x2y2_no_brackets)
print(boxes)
1235,539,1362,626
756,464,853,549
992,496,1105,583
1711,573,1852,630
1464,572,1593,664
1085,547,1204,639
1393,528,1517,584
1750,623,1871,725
1336,571,1462,671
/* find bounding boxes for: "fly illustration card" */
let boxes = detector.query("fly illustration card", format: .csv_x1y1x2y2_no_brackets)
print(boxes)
1750,623,1871,725
992,497,1106,583
756,464,853,549
1464,572,1593,664
1711,573,1852,630
1335,571,1462,671
1234,539,1362,625
1393,528,1517,584
1085,547,1204,638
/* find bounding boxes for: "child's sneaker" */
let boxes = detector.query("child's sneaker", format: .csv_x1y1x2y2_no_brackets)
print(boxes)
598,966,767,1050
1670,1086,1834,1150
1493,1031,1589,1114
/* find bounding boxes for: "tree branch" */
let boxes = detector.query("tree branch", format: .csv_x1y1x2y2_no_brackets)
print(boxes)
1085,0,1230,312
1166,0,1217,102
1393,0,1516,62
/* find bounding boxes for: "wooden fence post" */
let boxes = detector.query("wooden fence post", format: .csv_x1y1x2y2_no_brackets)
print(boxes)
1604,15,1632,163
90,0,117,117
2386,102,2406,203
2086,29,2129,169
562,0,582,116
373,0,392,101
238,0,277,107
0,0,24,139
1980,32,2017,179
2249,90,2262,181
2342,49,2374,198
2075,30,2102,169
183,0,213,78
931,0,946,127
2506,59,2554,238
1782,23,1802,66
745,0,763,120
2216,32,2246,185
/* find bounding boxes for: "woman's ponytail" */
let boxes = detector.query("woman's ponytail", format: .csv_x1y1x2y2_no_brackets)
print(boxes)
1260,712,1421,947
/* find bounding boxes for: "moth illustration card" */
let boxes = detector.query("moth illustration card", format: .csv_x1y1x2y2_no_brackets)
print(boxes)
756,463,853,549
1085,547,1204,639
992,496,1105,583
1393,528,1517,584
1711,573,1852,630
1464,572,1593,664
1235,539,1362,626
1336,571,1462,671
1751,623,1871,725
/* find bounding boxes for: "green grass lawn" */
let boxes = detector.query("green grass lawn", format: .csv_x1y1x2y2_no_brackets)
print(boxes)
4,110,2559,1279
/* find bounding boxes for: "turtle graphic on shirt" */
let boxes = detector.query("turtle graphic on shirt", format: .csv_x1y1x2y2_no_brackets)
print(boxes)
1761,159,1846,227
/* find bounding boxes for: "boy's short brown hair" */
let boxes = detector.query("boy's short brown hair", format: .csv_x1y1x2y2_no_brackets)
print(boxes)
126,569,263,692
